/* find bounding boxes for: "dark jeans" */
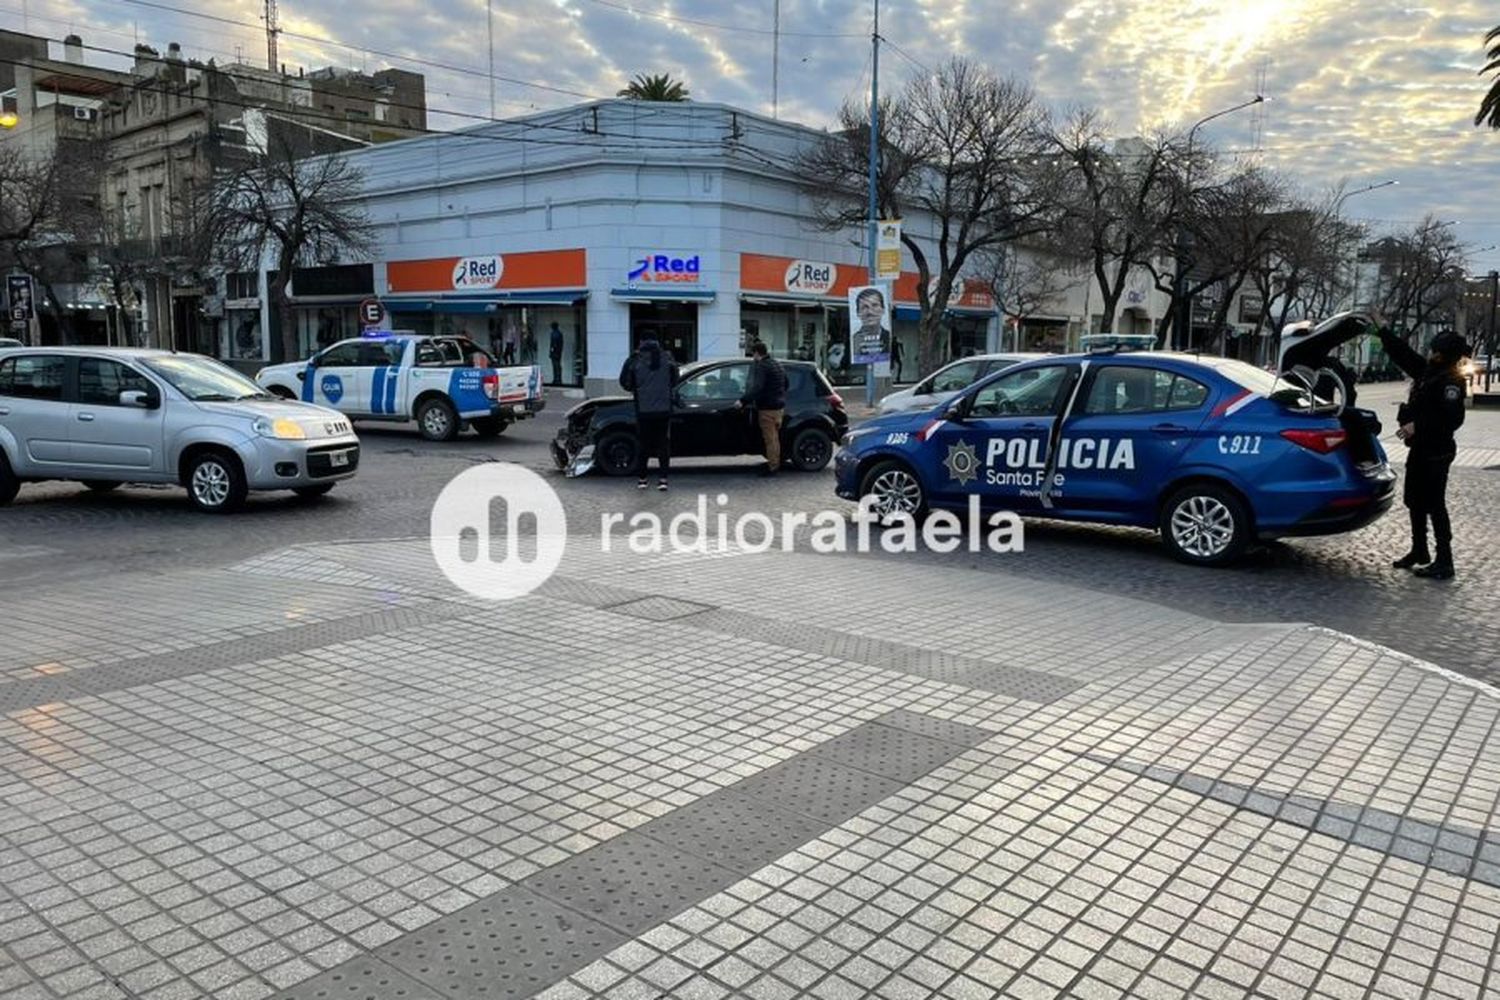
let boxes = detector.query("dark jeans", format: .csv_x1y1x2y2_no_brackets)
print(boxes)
1404,450,1454,559
637,413,670,477
551,353,563,384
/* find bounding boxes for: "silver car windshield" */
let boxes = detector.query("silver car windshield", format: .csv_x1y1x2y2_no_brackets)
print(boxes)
143,355,272,401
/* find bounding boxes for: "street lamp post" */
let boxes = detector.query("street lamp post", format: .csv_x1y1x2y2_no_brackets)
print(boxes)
1488,269,1498,393
1335,180,1397,325
1172,96,1264,351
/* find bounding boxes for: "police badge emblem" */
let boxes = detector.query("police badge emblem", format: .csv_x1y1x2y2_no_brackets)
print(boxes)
944,440,979,486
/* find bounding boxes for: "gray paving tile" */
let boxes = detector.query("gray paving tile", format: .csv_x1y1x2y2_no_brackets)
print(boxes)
270,951,440,1000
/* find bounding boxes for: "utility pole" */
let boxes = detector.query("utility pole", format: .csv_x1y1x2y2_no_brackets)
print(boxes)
1488,269,1498,393
264,0,280,73
488,0,496,118
771,0,780,119
865,0,879,407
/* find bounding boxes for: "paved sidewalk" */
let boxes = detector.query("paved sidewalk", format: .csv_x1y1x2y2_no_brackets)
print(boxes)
4,540,1500,1000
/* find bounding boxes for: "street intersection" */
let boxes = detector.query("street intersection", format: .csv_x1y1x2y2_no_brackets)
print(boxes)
3,384,1500,999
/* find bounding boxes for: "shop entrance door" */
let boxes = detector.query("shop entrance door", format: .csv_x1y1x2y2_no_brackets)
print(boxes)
630,301,698,364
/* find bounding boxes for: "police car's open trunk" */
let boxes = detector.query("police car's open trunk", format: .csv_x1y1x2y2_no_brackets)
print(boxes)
1276,312,1382,466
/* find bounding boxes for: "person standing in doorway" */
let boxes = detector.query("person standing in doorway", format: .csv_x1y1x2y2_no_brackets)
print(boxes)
736,341,788,477
549,322,565,384
890,337,904,382
619,338,677,490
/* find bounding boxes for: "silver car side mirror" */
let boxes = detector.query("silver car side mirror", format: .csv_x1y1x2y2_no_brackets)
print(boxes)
119,389,156,409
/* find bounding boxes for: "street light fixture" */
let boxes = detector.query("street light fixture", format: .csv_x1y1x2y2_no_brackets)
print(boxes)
1334,179,1397,212
1173,95,1265,351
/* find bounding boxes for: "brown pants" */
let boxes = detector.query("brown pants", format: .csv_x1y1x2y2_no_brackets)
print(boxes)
757,408,784,467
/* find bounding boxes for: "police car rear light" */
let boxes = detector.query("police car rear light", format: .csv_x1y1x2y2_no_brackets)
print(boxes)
1280,428,1346,453
482,373,499,400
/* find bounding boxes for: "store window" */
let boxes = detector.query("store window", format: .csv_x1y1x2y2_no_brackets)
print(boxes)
224,310,263,360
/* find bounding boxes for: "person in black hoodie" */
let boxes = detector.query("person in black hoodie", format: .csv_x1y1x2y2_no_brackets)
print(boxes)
736,341,788,477
619,338,678,490
1376,324,1469,578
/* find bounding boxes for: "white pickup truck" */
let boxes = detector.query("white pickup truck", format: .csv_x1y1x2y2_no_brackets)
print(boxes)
254,332,545,441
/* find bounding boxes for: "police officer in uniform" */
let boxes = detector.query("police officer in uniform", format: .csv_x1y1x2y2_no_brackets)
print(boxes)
1375,324,1469,579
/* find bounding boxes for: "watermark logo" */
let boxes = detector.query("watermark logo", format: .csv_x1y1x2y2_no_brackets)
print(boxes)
430,463,567,600
430,472,1023,600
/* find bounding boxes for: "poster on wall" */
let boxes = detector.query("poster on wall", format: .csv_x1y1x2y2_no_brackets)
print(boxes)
848,284,893,375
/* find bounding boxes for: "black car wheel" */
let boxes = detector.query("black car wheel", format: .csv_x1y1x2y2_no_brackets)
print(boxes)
788,427,834,472
417,398,459,442
1159,483,1250,566
596,431,640,477
859,459,927,519
0,452,19,506
470,416,507,438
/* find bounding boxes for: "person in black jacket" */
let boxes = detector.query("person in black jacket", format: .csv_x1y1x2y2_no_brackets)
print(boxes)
1376,324,1469,578
619,339,678,490
736,342,788,477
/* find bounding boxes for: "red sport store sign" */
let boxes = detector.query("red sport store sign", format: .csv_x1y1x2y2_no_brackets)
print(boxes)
386,249,587,294
739,253,994,310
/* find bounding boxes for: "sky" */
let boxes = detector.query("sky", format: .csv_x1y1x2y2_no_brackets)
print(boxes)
18,0,1500,274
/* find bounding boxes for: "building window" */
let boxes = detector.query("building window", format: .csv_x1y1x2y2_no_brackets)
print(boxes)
226,271,258,300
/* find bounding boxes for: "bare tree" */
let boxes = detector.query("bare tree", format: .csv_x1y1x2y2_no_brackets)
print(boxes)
798,57,1057,376
199,130,374,362
1248,188,1362,348
1044,111,1182,335
1140,157,1286,348
1,140,106,344
975,242,1080,350
1363,217,1467,340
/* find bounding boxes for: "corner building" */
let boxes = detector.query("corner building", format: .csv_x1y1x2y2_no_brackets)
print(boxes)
247,99,1001,394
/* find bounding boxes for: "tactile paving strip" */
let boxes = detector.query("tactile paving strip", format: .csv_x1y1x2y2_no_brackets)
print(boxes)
375,887,629,1000
600,595,717,621
0,599,475,711
276,710,1001,1000
274,953,442,1000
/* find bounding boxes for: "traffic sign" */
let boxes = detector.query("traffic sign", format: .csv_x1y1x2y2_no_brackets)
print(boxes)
358,297,386,327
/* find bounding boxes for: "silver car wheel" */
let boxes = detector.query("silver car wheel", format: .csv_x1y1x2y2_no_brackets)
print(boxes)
422,407,451,437
191,460,231,509
1170,495,1235,558
869,468,922,516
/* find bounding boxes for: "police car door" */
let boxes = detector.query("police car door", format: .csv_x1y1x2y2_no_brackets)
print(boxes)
1057,363,1210,515
303,339,365,414
922,362,1076,511
360,337,408,417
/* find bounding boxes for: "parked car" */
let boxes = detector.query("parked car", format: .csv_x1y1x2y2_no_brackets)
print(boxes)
255,331,544,441
877,352,1052,415
553,358,848,476
0,347,359,512
835,339,1395,566
0,337,23,350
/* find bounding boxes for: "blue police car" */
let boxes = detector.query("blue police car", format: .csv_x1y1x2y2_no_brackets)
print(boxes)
833,336,1396,565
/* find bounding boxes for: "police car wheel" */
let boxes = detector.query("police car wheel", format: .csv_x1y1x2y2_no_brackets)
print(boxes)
789,427,834,471
417,399,459,442
1160,484,1249,566
186,451,247,514
470,416,507,438
860,460,926,518
0,453,18,506
596,431,639,477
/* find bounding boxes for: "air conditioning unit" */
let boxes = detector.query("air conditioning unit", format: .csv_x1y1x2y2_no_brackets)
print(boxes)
72,105,95,121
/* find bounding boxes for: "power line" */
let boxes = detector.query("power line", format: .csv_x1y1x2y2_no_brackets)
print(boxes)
878,36,931,77
113,0,607,102
573,0,863,38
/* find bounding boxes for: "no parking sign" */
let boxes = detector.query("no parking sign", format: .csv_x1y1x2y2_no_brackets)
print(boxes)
358,297,386,328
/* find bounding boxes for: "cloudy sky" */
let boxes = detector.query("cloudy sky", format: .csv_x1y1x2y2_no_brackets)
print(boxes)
25,0,1500,272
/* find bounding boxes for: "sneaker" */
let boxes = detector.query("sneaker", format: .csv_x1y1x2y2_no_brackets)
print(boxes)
1414,561,1454,579
1392,551,1429,569
637,478,647,489
657,479,668,491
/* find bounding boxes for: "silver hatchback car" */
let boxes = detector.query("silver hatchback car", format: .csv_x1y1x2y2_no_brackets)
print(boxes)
0,347,360,512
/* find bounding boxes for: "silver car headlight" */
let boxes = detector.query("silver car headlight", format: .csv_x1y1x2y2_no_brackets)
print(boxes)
252,416,307,440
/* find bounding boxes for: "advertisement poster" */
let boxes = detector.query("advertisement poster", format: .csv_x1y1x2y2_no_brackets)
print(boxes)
848,284,892,373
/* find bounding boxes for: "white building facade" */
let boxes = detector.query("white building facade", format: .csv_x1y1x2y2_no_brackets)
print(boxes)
230,100,1175,394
